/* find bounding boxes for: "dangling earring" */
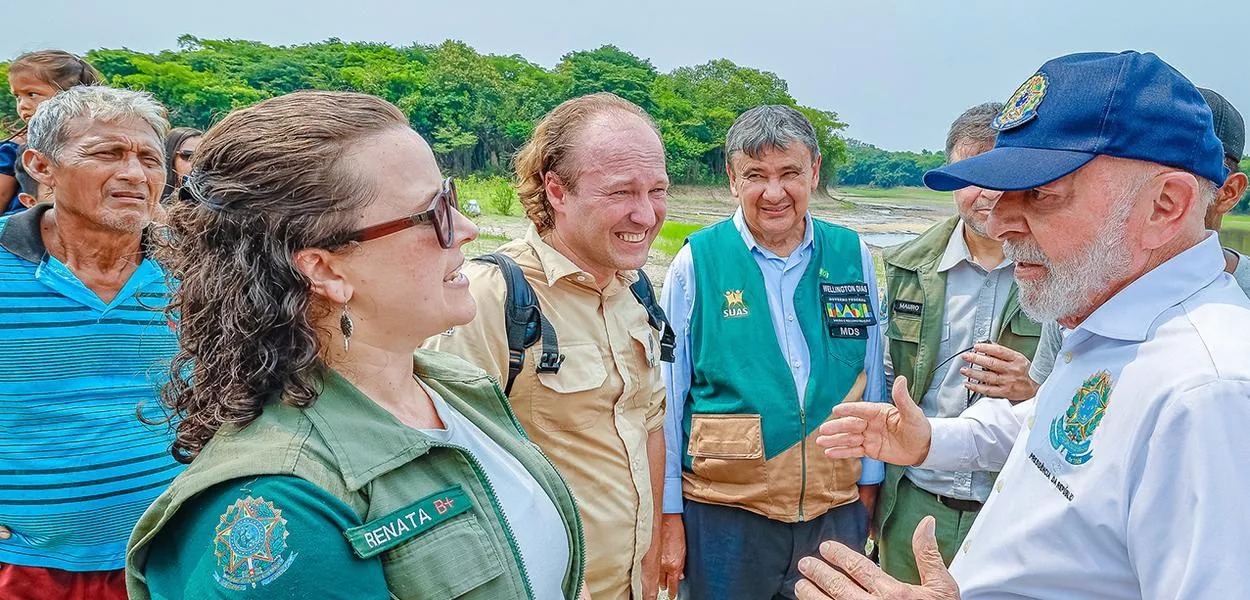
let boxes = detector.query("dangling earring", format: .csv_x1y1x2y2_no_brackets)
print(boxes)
340,303,354,352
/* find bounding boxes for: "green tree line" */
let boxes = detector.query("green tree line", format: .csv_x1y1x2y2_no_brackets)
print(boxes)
0,36,848,184
835,140,945,188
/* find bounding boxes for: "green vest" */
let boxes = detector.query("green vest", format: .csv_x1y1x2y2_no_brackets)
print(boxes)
876,216,1042,527
126,350,584,600
680,218,871,521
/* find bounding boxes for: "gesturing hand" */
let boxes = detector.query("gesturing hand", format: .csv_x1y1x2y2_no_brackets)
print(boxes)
794,516,960,600
960,342,1039,402
816,376,932,466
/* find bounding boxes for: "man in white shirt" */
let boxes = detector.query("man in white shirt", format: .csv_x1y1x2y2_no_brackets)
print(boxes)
794,51,1250,600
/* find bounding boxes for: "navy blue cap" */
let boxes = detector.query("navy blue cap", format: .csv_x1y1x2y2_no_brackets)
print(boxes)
925,51,1228,192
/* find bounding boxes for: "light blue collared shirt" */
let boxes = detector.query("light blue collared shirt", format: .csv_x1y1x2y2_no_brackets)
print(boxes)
660,210,886,514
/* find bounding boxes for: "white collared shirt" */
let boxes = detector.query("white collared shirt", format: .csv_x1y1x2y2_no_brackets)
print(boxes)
924,234,1250,599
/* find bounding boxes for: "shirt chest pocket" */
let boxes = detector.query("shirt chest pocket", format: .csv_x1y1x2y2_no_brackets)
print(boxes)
381,515,506,600
532,341,608,432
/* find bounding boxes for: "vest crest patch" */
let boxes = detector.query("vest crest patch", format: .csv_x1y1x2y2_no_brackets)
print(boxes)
1049,370,1113,465
213,496,296,590
722,289,750,318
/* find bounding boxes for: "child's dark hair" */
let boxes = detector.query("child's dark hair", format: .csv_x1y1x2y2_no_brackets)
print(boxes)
6,50,103,141
9,50,102,91
12,145,36,197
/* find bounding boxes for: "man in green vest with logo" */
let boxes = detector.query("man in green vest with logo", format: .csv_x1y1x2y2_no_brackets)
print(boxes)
874,102,1043,583
658,105,886,599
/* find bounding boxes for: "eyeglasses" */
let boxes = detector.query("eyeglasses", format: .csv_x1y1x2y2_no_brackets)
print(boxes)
332,177,459,249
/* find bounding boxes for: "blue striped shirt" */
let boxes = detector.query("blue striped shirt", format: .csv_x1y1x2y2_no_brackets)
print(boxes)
0,205,182,571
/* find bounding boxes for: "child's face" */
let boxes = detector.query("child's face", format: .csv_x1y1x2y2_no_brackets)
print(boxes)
9,69,61,122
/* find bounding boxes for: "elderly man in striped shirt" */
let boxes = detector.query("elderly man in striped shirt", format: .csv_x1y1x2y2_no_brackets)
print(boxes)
0,86,181,600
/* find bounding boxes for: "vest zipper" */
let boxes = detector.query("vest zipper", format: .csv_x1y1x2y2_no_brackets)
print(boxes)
798,405,807,521
489,378,587,600
430,441,535,600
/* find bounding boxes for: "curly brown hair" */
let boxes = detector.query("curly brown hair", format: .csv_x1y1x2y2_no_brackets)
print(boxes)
513,92,658,233
153,90,407,463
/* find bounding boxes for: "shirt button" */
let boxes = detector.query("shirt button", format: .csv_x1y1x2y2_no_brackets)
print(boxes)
996,480,1005,493
1027,415,1036,428
576,275,587,282
1064,352,1073,364
962,540,971,554
792,360,801,369
787,314,795,322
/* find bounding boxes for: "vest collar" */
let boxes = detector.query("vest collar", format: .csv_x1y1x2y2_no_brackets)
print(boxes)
884,215,961,273
304,364,437,491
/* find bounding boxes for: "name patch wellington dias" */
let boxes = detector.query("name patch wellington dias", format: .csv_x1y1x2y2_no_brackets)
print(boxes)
344,486,472,559
822,282,876,339
993,72,1049,131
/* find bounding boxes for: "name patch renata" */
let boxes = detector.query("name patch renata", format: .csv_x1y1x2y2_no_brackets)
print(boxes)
344,485,473,558
1029,452,1075,501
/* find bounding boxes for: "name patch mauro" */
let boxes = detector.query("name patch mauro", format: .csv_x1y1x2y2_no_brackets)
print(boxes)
343,485,472,558
891,300,923,318
822,282,876,339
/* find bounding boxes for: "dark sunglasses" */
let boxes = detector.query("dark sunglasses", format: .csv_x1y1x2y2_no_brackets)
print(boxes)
332,177,459,249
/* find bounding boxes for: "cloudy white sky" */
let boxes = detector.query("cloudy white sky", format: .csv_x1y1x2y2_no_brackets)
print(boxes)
9,0,1245,151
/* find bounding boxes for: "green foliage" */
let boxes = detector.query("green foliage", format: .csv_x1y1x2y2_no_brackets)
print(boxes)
0,38,849,184
653,220,704,257
458,175,518,216
1234,157,1250,214
836,140,945,188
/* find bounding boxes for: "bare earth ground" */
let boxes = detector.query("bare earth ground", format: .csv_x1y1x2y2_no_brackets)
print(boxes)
464,185,954,290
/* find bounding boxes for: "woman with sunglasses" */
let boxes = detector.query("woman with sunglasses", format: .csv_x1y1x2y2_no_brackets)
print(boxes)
125,91,587,600
161,127,202,202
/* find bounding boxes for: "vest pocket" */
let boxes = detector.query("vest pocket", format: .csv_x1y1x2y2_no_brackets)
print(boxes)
885,314,922,343
687,414,766,485
381,515,505,599
533,341,608,432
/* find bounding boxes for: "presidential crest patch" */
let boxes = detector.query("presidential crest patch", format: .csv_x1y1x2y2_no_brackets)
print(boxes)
213,496,297,590
992,72,1049,131
1048,370,1113,466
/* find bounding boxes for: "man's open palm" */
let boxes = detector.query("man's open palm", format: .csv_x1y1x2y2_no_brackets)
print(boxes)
816,376,932,466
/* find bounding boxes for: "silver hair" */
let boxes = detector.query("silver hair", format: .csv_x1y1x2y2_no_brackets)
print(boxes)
27,85,169,161
725,105,820,170
945,102,1004,162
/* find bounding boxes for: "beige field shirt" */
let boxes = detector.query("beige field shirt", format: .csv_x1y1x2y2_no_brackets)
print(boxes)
425,225,666,600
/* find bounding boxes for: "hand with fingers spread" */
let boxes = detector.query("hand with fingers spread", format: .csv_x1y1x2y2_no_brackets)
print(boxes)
960,342,1039,402
816,376,932,466
794,516,960,600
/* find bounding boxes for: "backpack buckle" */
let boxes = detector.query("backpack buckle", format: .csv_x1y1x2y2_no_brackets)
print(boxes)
537,351,564,373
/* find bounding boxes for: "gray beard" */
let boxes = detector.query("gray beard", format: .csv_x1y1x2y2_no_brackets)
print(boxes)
1004,199,1135,323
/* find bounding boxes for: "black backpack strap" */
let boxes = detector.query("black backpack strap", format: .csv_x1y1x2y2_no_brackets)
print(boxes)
472,253,563,394
630,270,676,364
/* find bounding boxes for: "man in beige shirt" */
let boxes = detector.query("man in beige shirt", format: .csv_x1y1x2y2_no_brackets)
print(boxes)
426,92,669,600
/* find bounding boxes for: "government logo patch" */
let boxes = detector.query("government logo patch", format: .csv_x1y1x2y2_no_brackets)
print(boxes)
722,289,750,318
993,72,1049,131
213,496,296,590
1048,370,1113,465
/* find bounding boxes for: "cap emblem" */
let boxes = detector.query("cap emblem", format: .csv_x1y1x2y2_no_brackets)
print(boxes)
993,73,1049,131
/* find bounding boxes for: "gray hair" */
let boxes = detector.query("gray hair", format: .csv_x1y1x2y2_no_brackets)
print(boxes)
725,105,820,170
27,86,169,161
945,102,1004,162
